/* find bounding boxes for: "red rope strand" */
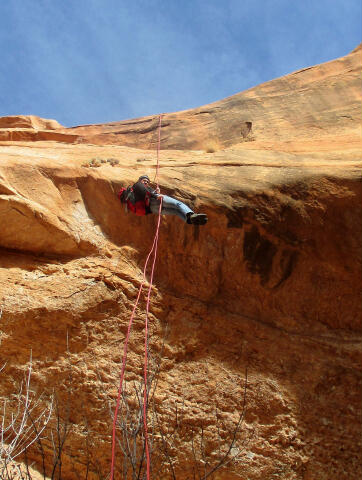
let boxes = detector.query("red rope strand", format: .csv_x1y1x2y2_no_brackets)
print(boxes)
143,196,162,479
110,114,163,480
154,113,163,188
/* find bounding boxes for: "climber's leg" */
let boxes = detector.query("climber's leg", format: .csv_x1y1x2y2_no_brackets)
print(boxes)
150,195,192,222
150,195,208,225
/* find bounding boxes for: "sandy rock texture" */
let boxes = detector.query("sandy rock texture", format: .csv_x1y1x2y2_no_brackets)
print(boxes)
0,45,361,479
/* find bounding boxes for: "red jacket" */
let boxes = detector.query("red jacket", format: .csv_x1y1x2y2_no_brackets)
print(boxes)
118,181,157,216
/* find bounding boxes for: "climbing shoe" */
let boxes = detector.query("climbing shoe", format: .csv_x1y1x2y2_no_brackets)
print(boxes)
187,213,208,225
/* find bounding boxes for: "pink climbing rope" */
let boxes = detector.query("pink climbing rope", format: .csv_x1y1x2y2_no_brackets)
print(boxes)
142,113,163,478
154,113,163,187
143,196,162,479
110,114,163,480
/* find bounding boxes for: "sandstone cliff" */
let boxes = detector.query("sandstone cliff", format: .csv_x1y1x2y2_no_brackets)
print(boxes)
0,45,361,480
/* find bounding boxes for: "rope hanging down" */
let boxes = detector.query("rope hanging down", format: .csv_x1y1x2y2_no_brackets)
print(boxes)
110,114,163,480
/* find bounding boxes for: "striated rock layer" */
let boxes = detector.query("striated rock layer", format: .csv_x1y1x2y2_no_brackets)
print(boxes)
0,46,361,479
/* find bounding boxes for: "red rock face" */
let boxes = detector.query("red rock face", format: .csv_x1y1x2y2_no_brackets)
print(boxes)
0,46,361,480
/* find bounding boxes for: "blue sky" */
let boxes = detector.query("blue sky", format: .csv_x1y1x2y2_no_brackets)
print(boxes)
0,0,361,127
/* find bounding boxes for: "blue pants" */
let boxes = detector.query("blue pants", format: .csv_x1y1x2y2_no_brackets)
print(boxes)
149,195,193,222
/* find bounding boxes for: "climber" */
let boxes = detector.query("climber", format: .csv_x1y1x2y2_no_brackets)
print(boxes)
118,175,208,225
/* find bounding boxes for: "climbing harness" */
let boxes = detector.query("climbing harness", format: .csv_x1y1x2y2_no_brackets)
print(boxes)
110,114,163,480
